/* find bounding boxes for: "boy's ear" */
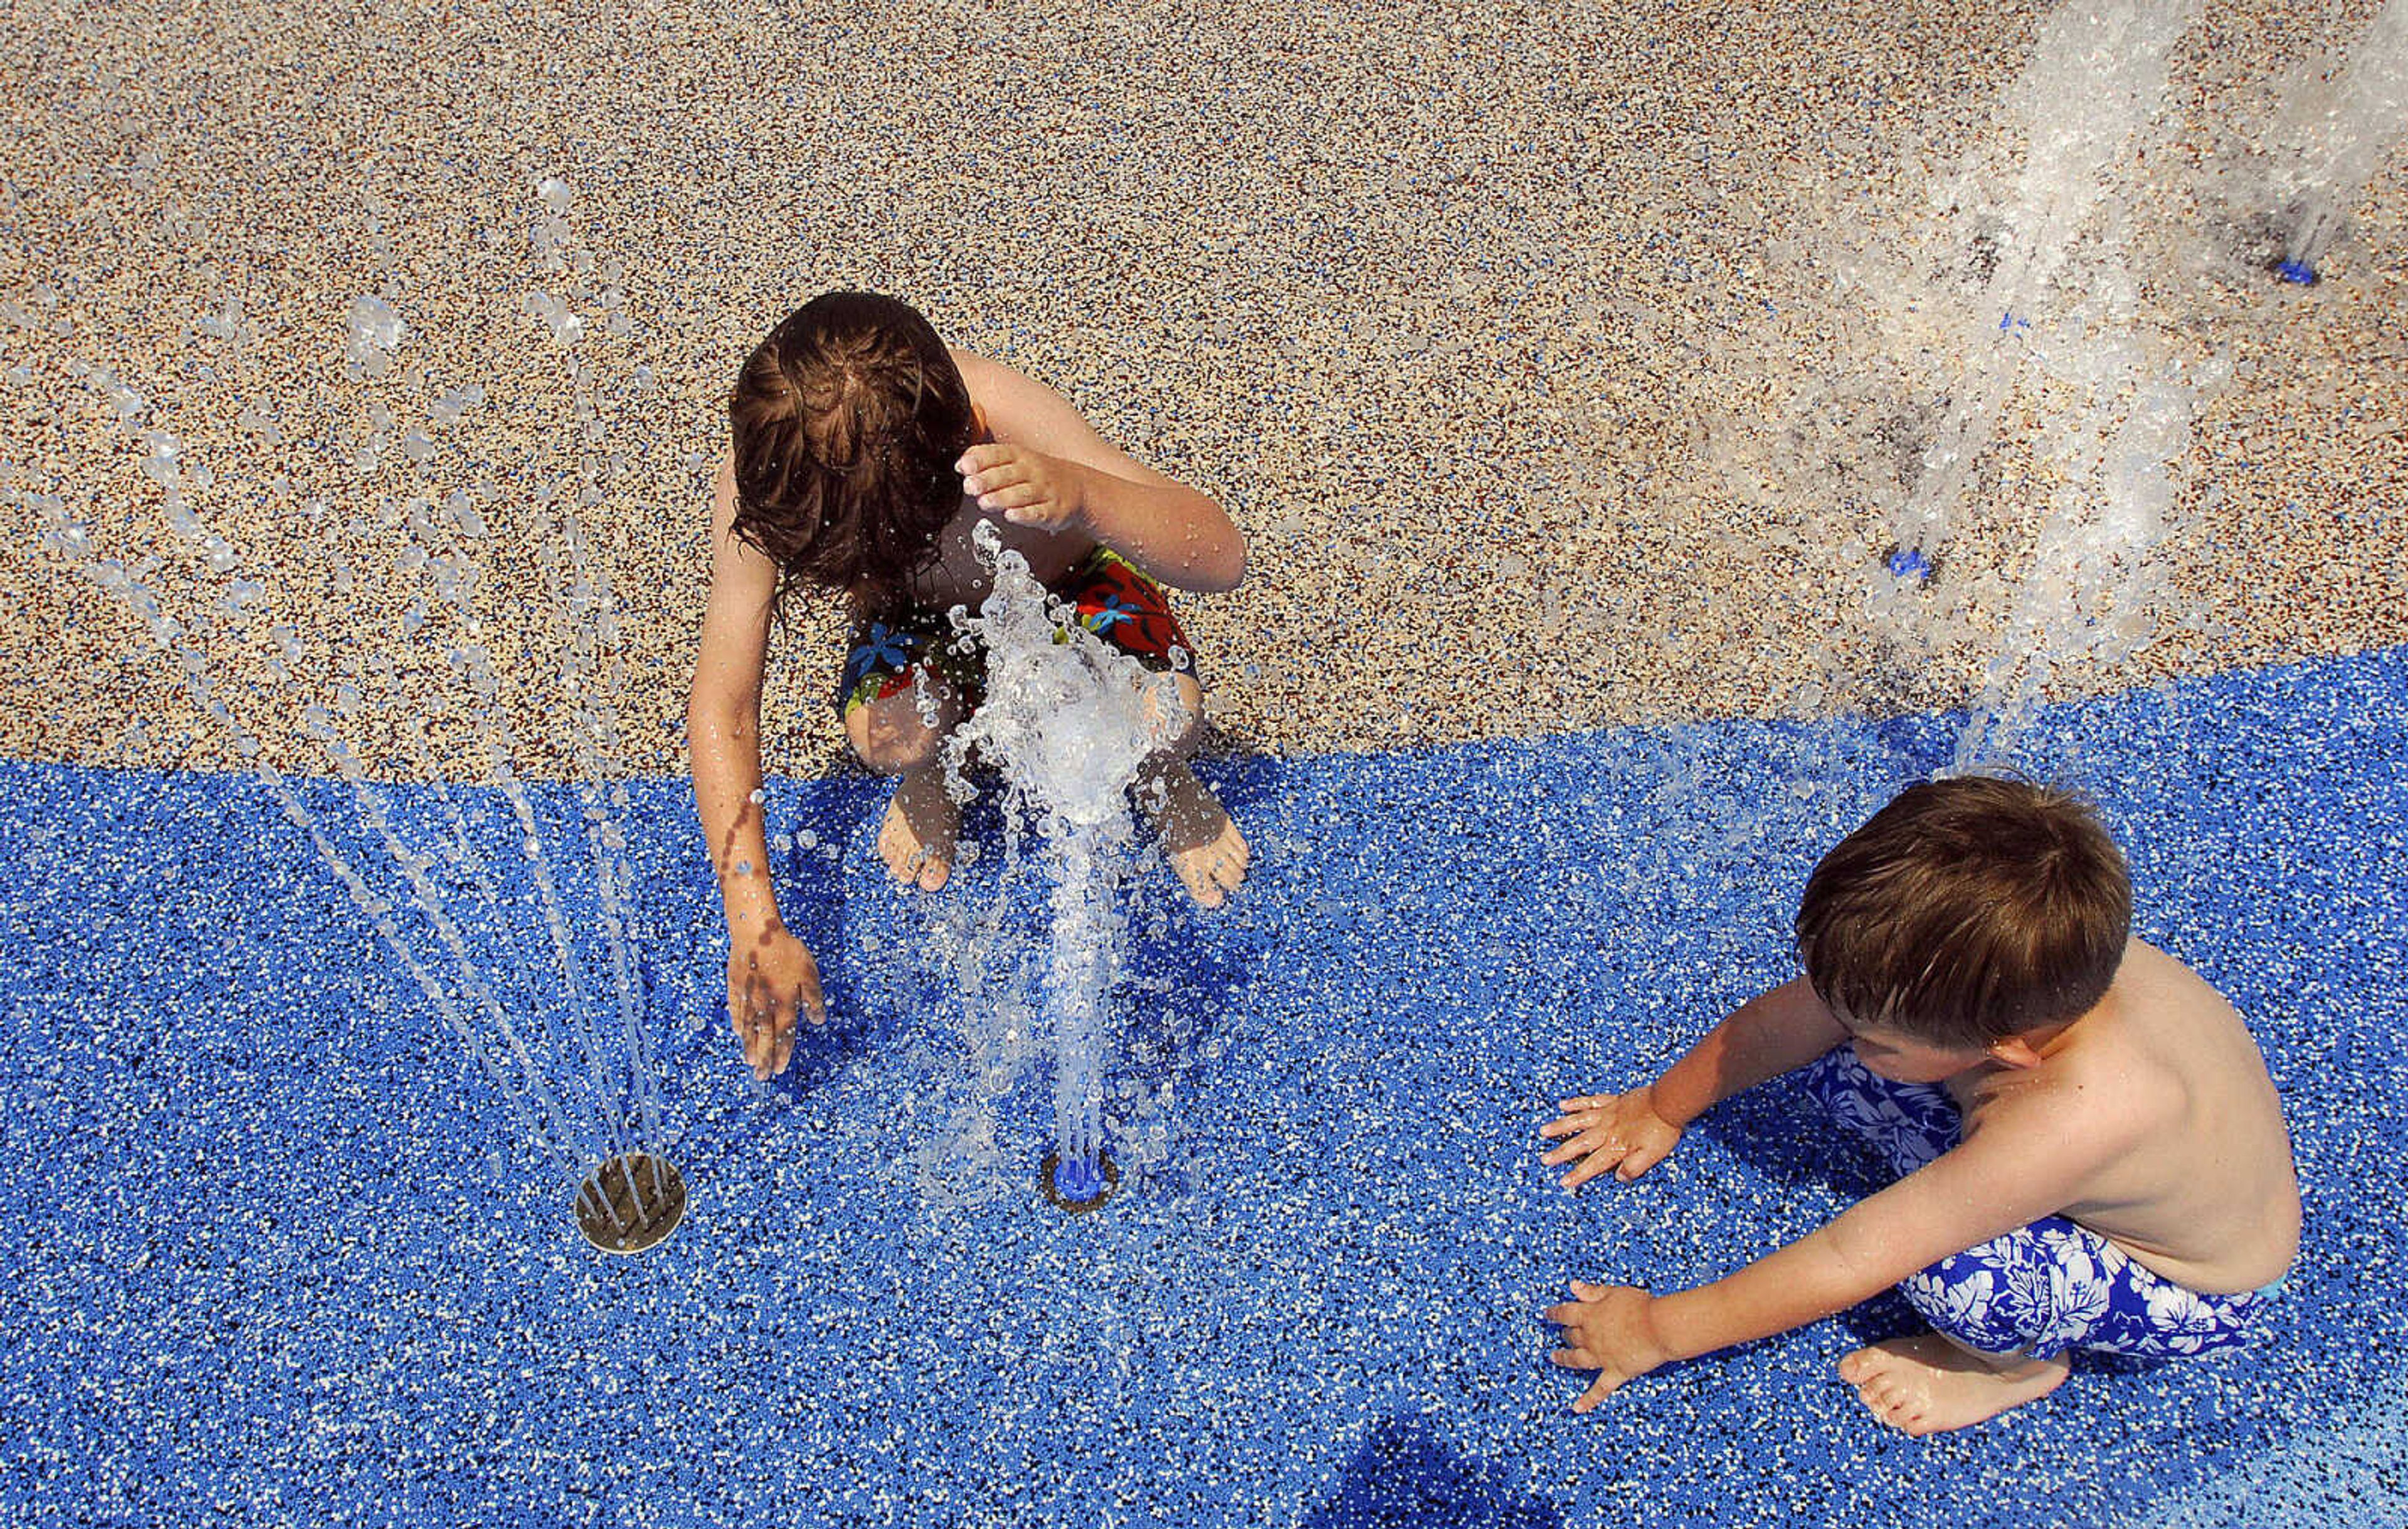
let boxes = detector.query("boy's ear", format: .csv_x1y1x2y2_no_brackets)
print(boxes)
1985,1037,2048,1069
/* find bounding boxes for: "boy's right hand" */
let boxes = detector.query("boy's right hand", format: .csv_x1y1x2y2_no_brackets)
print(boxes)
1539,1087,1684,1190
726,924,828,1081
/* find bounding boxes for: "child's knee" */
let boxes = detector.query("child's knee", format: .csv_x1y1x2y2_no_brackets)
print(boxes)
1144,673,1207,757
845,689,953,775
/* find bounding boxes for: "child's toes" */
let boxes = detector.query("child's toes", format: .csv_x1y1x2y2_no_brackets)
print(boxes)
917,855,951,892
1210,835,1250,895
1175,854,1227,909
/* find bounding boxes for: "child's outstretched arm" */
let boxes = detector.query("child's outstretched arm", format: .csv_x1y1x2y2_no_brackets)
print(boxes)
1546,1068,2150,1412
948,349,1245,593
689,454,827,1079
1541,977,1847,1188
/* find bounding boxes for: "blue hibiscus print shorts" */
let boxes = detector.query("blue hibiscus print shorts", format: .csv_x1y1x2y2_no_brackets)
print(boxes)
1801,1047,2285,1362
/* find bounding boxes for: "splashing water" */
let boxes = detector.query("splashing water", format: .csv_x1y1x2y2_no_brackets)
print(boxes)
1889,0,2201,565
942,521,1187,1198
344,294,404,378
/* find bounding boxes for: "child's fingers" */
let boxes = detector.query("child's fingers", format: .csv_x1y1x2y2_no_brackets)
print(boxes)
744,976,779,1077
771,993,796,1076
959,454,1027,497
1560,1152,1624,1189
978,482,1045,513
954,442,1017,479
1572,1371,1625,1414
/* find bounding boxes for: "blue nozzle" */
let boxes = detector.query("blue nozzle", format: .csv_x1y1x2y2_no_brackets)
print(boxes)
1886,548,1932,581
1051,1155,1106,1202
2276,260,2318,286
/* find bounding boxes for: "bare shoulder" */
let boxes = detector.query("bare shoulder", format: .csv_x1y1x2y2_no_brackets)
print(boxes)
1965,1017,2179,1165
946,346,1181,489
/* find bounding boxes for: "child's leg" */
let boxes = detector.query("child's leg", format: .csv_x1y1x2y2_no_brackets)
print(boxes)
1133,672,1248,909
1058,549,1247,909
1809,1048,2271,1432
836,620,977,892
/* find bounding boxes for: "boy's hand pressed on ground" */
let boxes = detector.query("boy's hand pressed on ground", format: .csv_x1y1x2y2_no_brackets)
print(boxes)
1539,1086,1684,1188
1546,1282,1674,1412
726,923,827,1081
957,442,1087,535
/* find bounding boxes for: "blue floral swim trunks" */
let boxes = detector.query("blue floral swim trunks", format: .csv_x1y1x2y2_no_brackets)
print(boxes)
1801,1047,2285,1361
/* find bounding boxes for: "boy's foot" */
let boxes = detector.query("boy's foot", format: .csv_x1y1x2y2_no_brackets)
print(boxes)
1140,759,1248,909
1836,1334,2071,1435
876,764,961,892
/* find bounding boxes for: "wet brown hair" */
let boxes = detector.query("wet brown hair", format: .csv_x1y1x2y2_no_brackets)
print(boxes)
727,291,976,618
1794,775,2131,1049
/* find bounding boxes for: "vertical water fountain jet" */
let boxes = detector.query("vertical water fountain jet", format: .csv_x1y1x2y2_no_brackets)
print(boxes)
1888,0,2200,566
2271,0,2408,283
943,522,1186,1212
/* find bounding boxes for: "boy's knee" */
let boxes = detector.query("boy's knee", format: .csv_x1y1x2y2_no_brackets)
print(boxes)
1146,674,1207,758
845,693,952,776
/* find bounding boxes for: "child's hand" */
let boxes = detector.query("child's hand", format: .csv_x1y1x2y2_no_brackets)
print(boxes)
956,443,1088,534
1539,1086,1684,1189
726,924,828,1081
1545,1281,1672,1413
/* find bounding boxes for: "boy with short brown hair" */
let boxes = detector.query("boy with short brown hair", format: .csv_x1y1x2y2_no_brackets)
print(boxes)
1540,776,2301,1434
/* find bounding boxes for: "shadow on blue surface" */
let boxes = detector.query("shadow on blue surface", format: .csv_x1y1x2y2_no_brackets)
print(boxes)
1303,1415,1562,1529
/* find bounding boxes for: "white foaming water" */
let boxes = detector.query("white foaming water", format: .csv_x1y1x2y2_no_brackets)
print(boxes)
938,521,1188,1185
21,174,678,1218
343,294,404,378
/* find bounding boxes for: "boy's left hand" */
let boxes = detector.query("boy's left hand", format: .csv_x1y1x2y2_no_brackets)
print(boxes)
958,443,1087,534
1545,1281,1672,1413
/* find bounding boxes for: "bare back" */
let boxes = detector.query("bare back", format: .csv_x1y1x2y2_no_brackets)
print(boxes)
1950,940,2301,1293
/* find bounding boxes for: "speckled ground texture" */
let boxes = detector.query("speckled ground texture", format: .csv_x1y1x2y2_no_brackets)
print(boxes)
5,650,2405,1526
6,0,2408,1525
0,0,2403,775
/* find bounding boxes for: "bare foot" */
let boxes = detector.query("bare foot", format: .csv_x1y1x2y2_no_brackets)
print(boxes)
1138,759,1248,909
875,763,961,892
1837,1333,2071,1436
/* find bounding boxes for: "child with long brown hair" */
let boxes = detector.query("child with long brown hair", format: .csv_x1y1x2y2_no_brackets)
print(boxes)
688,292,1249,1080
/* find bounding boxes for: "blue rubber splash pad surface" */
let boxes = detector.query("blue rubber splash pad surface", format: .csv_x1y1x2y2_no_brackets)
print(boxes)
4,648,2404,1528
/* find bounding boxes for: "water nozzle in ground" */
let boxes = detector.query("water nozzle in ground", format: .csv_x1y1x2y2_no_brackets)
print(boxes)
576,1152,687,1254
2275,260,2319,286
1884,546,1934,583
1040,1149,1119,1214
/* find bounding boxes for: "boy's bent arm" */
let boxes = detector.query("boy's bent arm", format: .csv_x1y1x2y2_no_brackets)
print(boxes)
1649,978,1849,1127
953,348,1245,592
1648,1091,2147,1362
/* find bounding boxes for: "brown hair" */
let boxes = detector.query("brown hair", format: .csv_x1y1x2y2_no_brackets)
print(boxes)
1793,775,2131,1048
727,291,976,619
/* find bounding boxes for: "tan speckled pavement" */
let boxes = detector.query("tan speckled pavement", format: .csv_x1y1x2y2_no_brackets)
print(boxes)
2,0,2400,781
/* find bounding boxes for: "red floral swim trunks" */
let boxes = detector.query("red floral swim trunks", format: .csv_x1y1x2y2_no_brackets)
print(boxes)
833,545,1194,718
